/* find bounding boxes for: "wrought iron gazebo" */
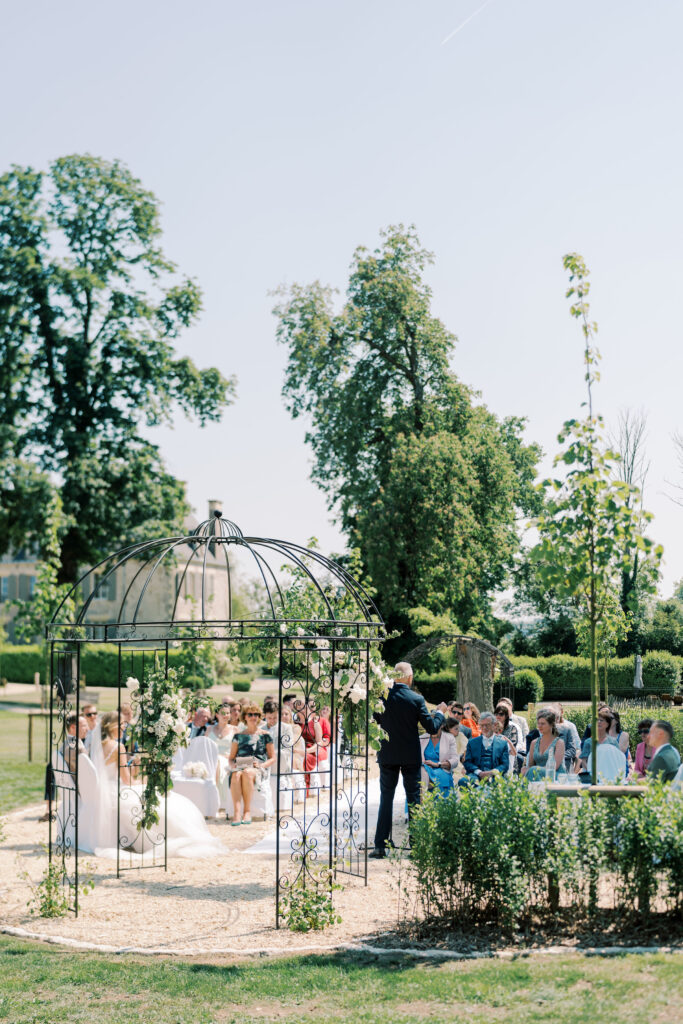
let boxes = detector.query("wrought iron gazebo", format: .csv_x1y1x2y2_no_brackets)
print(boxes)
47,510,385,922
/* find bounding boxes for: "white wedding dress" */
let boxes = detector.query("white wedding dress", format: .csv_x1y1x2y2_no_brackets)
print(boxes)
83,726,225,862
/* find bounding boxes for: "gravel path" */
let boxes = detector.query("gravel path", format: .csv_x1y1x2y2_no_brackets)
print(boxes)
0,803,405,953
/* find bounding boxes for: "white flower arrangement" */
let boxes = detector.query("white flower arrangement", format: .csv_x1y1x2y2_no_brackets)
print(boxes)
183,761,209,779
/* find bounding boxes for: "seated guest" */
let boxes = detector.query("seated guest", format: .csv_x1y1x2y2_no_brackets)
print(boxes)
208,705,237,812
461,701,481,738
553,703,580,773
646,720,681,782
522,708,566,781
188,706,211,739
496,696,528,745
39,712,88,822
580,702,610,744
81,702,99,752
459,711,510,785
447,703,472,739
607,709,631,764
493,706,518,774
494,704,519,747
578,709,620,772
443,717,468,779
228,703,275,825
419,723,460,796
633,719,655,779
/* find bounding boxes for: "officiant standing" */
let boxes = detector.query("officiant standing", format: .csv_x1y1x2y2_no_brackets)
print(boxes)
370,662,447,859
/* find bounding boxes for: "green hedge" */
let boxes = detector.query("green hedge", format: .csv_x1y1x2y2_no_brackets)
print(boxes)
410,777,683,928
0,644,186,686
231,680,252,692
0,645,47,683
508,668,543,707
413,672,457,705
415,667,544,710
511,652,681,701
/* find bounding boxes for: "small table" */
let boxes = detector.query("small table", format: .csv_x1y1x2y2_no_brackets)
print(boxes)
27,710,51,762
546,783,646,799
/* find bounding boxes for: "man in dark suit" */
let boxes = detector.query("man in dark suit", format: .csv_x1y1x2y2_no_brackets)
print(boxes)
459,712,510,785
370,662,447,858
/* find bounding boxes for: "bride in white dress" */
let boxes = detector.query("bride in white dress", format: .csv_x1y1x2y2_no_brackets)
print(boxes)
84,712,224,861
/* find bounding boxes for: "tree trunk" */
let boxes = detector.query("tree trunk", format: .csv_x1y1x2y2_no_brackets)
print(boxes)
456,642,493,711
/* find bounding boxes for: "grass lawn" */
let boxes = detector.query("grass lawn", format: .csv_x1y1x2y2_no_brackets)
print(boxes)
0,937,681,1024
0,710,46,813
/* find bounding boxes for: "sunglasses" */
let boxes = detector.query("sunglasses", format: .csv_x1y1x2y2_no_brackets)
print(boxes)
84,712,98,718
246,713,260,718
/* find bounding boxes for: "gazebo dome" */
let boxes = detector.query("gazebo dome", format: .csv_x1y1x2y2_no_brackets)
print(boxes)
48,510,384,643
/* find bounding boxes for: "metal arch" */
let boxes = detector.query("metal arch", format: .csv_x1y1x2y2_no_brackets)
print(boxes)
49,514,382,633
246,538,337,620
239,542,286,618
404,634,516,676
131,537,200,625
278,541,382,622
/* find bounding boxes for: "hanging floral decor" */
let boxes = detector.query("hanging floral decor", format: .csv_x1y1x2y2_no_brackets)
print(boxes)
127,660,189,829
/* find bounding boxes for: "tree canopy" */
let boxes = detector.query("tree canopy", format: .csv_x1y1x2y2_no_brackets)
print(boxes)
273,225,540,639
0,154,235,581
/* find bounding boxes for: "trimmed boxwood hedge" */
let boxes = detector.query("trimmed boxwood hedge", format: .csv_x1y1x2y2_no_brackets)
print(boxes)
511,652,681,701
413,672,457,705
0,644,186,686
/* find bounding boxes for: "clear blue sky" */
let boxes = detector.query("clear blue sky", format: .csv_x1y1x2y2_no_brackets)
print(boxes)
3,0,682,595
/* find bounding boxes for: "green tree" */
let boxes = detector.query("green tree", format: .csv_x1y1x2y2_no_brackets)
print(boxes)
11,492,75,644
0,154,235,582
273,225,540,643
532,254,662,782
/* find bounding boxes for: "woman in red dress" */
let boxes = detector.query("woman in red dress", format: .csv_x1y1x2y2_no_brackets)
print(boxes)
297,699,331,792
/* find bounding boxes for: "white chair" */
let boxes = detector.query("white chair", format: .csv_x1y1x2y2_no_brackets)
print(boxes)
308,743,333,792
75,755,100,852
170,736,220,818
587,743,627,783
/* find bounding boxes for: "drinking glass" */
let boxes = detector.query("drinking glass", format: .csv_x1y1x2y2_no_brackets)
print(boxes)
544,765,556,783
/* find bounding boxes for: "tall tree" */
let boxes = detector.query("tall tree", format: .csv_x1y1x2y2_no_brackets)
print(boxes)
273,225,540,639
0,155,235,581
609,409,651,647
532,255,661,782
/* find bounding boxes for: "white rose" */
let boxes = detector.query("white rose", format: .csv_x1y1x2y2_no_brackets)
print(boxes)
125,676,139,690
296,627,305,637
348,684,365,705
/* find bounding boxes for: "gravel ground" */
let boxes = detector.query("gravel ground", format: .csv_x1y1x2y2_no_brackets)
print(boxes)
0,803,404,953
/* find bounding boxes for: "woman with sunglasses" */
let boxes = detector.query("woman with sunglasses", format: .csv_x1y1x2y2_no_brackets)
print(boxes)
461,702,481,738
228,703,275,825
633,718,655,779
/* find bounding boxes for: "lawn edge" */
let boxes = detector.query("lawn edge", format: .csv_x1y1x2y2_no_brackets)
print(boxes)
1,926,681,960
